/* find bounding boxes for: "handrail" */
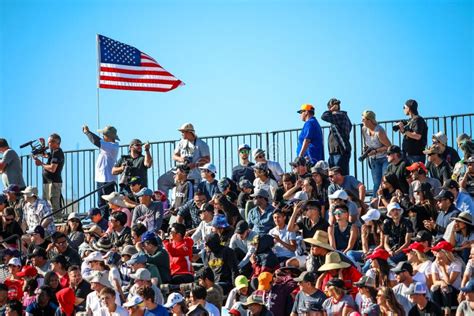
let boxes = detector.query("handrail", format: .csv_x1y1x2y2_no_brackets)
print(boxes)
19,113,474,213
41,182,114,220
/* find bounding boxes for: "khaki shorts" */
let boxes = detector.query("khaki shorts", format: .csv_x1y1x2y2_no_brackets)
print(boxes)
43,182,62,211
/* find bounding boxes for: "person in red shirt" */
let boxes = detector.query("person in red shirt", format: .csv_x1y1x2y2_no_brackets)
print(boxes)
316,251,362,298
163,222,194,284
51,255,70,288
4,257,23,301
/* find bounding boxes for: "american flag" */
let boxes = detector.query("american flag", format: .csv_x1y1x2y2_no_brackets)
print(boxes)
98,35,184,92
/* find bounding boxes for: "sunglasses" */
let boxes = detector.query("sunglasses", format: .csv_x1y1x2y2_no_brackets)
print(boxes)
240,150,250,154
54,240,67,246
333,210,347,216
3,217,14,222
255,155,265,159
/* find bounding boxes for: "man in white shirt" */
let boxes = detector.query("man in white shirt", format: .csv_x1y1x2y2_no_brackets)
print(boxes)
83,125,119,207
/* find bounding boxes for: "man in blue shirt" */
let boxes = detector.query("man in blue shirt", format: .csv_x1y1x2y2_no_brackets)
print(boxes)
296,104,324,165
442,179,474,216
247,189,275,235
138,286,168,316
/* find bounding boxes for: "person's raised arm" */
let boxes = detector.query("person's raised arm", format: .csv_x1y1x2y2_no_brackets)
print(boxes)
143,142,153,168
82,125,101,148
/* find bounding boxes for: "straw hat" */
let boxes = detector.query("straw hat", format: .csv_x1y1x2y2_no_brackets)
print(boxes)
451,211,474,226
318,252,351,272
303,231,334,251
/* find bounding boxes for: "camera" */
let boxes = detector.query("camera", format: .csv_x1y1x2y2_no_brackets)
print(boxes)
20,138,48,156
119,155,134,186
392,120,409,132
358,147,375,162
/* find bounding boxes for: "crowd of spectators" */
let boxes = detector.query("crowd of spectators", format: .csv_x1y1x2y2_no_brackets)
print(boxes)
0,99,474,316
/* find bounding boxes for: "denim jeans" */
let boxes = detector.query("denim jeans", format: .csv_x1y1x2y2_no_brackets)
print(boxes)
405,154,426,165
347,249,374,273
329,153,351,176
96,181,116,207
368,156,388,193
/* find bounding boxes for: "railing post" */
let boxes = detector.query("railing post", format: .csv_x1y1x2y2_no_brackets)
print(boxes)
352,124,358,179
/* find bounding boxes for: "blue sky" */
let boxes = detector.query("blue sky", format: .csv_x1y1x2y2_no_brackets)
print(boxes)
1,0,473,163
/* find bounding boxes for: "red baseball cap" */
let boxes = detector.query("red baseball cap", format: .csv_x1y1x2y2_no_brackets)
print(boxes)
430,240,453,253
406,162,428,173
16,265,38,278
366,248,390,261
402,242,426,254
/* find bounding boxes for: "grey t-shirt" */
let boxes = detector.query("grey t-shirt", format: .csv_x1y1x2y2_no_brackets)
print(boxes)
132,201,164,232
292,289,327,314
1,149,25,188
328,175,361,199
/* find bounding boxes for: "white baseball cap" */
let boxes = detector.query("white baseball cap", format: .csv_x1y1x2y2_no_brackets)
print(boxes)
328,189,348,200
123,295,143,308
361,208,381,222
7,257,21,266
84,251,104,262
199,163,217,174
163,292,185,308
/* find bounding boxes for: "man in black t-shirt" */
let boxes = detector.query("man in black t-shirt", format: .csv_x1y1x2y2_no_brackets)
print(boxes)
423,146,452,184
383,202,414,265
385,145,410,194
112,139,152,192
33,133,64,212
396,99,428,164
68,265,92,313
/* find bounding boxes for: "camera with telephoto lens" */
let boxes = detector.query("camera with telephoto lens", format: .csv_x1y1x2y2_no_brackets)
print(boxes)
358,147,376,162
392,120,410,132
20,138,48,156
119,155,134,186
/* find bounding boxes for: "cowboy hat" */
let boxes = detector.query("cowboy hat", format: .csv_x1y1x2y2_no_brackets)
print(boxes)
303,231,334,251
318,252,351,272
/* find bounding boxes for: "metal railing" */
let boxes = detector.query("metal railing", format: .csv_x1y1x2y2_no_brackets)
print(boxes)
20,113,474,212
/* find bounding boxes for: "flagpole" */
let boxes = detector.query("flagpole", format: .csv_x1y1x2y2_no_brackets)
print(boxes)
96,34,101,130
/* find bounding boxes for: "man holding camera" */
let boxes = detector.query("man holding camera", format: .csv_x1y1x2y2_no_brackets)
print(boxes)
321,98,352,175
157,123,210,194
33,133,64,212
112,139,152,192
395,99,428,164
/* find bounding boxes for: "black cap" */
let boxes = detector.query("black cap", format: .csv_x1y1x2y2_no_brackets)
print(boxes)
391,261,413,275
434,189,455,201
27,225,45,238
28,247,48,259
128,176,141,186
326,278,345,289
411,230,432,243
235,220,249,234
442,179,459,190
199,203,214,214
386,145,402,155
294,271,317,283
290,156,307,167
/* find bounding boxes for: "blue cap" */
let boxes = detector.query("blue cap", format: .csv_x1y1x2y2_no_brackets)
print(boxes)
141,231,157,243
212,214,229,228
238,144,251,151
3,184,20,194
88,207,102,217
461,280,474,293
135,188,153,197
126,253,147,266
